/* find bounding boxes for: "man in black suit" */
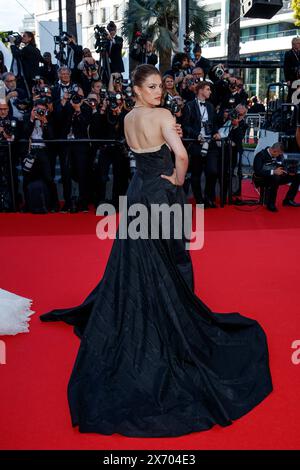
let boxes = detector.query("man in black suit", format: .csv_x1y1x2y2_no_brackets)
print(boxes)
182,81,221,207
253,142,300,212
107,21,124,74
194,45,211,77
284,37,300,101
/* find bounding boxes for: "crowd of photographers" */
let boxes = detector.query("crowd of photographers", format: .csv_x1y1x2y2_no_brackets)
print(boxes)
1,25,298,214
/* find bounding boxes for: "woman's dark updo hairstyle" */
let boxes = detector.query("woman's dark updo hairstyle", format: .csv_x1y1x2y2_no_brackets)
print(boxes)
131,64,161,90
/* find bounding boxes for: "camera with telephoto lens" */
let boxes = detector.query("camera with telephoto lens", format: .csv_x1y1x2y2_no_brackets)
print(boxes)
123,87,135,109
200,139,211,157
84,62,97,73
107,92,123,110
164,95,180,115
100,88,108,100
35,107,48,117
62,84,82,104
0,118,17,137
1,31,22,46
54,31,72,46
94,25,110,53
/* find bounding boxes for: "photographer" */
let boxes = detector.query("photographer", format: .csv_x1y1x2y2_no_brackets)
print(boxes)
51,66,80,211
0,51,8,77
65,89,92,212
65,34,83,82
9,31,44,95
106,21,124,74
253,142,300,212
284,37,300,101
208,63,232,109
3,72,29,120
218,104,248,202
91,92,129,210
0,101,19,211
182,81,220,207
22,99,59,213
164,53,192,89
3,71,31,191
79,57,100,96
284,37,300,95
180,68,205,102
130,35,158,66
38,52,58,86
193,44,211,77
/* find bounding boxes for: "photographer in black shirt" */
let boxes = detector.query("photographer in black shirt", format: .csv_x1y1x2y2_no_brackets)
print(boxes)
10,31,44,96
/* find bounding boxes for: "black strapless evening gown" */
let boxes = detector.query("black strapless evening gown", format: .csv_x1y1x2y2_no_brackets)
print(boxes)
40,144,272,437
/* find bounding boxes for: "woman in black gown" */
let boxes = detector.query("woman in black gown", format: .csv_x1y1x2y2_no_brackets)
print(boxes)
40,65,272,437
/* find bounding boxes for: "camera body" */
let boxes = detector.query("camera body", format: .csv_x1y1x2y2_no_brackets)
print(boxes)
164,95,181,115
62,84,82,104
107,92,123,110
275,156,300,174
35,107,48,117
94,25,110,53
1,31,22,46
54,31,72,46
0,118,17,138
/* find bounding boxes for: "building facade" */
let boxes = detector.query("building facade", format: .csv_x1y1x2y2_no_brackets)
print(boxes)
199,0,300,98
35,0,129,73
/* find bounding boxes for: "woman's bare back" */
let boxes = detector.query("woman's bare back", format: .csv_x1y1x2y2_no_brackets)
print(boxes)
124,107,169,151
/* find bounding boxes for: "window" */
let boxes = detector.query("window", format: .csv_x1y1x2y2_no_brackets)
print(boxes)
100,8,106,24
77,13,82,25
113,5,119,21
89,10,94,26
46,0,52,10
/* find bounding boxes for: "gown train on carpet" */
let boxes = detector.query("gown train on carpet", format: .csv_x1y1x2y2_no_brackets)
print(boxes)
40,144,273,437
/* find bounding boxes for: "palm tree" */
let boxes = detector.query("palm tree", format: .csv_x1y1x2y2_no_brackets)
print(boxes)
227,0,240,73
121,0,211,73
66,0,77,40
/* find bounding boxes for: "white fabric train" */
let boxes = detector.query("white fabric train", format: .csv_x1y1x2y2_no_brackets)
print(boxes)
0,288,34,336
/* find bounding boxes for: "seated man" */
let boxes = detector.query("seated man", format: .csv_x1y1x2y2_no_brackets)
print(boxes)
253,142,300,212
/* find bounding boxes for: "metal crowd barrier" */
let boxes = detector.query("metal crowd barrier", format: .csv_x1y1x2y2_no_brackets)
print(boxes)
1,137,233,212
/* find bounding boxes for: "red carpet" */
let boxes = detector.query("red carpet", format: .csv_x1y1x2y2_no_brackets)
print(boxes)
0,181,300,450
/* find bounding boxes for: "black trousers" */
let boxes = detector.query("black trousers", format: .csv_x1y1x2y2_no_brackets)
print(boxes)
94,145,130,208
54,142,90,206
219,145,238,203
23,147,58,209
263,173,300,205
189,142,219,203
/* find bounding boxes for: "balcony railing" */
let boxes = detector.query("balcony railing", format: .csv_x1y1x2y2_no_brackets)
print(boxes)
209,15,221,27
241,28,300,43
205,40,221,48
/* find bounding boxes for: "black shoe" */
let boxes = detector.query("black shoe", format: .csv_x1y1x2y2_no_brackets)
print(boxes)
267,204,278,212
205,200,218,209
78,203,89,213
282,199,300,207
60,203,71,213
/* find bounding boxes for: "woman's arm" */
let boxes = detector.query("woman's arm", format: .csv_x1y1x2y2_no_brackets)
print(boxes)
160,109,188,186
